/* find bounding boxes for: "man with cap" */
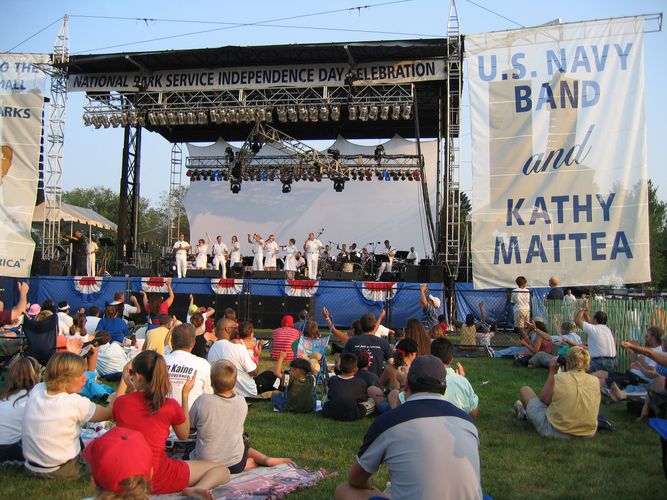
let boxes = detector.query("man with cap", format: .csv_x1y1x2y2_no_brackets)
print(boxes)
84,426,153,496
110,291,140,321
419,284,441,331
270,315,301,362
57,301,73,336
335,355,483,500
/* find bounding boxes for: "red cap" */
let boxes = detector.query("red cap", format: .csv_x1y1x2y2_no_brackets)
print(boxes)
84,427,153,492
281,315,294,327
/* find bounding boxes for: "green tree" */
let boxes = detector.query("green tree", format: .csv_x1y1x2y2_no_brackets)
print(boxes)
648,180,667,288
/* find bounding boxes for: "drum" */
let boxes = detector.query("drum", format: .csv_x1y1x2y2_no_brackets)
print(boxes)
342,262,354,273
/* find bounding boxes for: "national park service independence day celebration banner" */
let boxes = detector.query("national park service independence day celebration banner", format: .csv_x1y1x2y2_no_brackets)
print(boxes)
466,18,650,289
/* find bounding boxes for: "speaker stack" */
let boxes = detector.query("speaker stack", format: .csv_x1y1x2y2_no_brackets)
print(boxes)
188,269,221,278
252,270,287,280
321,270,362,281
401,265,444,283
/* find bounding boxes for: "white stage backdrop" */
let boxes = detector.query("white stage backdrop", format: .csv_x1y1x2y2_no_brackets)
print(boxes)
466,17,649,288
183,135,437,257
0,54,48,277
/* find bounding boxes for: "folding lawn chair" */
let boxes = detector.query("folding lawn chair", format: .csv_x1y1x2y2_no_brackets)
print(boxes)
294,334,331,397
22,314,58,366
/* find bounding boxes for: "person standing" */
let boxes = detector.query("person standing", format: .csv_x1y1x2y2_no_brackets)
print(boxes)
511,276,531,334
229,235,241,269
248,233,264,272
375,240,396,280
546,276,564,300
263,234,279,271
194,239,208,270
209,234,229,278
86,237,99,277
173,234,191,279
304,233,324,280
284,238,298,279
62,230,85,276
407,246,419,264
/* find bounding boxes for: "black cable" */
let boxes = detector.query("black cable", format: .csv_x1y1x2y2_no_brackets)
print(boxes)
6,16,64,52
464,0,525,28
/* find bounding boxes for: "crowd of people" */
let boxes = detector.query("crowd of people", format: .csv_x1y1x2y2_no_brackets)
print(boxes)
0,275,666,498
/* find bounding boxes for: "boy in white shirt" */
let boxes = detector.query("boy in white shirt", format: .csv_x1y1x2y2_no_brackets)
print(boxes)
164,324,212,409
511,276,531,334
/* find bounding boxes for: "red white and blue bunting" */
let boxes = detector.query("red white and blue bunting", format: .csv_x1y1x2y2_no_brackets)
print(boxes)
361,281,397,302
73,276,103,295
141,277,169,294
210,278,244,295
285,279,319,298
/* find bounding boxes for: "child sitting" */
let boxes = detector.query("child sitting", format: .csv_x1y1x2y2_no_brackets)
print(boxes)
22,352,113,479
272,358,316,413
321,353,374,421
238,321,265,365
189,360,292,472
355,351,382,389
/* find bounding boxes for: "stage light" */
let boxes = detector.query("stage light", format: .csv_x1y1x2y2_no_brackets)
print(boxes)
186,111,196,125
412,170,420,181
327,148,340,161
109,114,120,127
374,144,385,163
186,170,193,177
281,182,292,193
400,172,407,180
308,106,318,122
269,169,276,181
129,111,141,126
391,105,401,120
330,105,341,121
365,169,373,181
91,115,101,128
391,171,399,181
287,107,298,122
100,115,110,128
402,104,412,120
120,111,130,127
209,109,219,123
157,112,167,126
348,106,357,120
148,112,158,126
333,179,345,192
83,114,92,126
230,181,241,193
319,105,329,121
175,112,184,125
380,105,390,120
383,170,391,181
167,112,176,125
298,106,308,121
369,105,379,120
261,170,269,181
276,107,287,122
359,106,369,121
197,111,208,125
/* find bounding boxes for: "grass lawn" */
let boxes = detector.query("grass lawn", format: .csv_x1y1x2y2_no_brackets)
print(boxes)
0,353,661,499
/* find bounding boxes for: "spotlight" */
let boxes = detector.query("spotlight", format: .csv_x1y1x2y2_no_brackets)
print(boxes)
365,169,372,181
359,106,369,122
261,170,269,181
221,110,231,123
185,170,193,177
225,147,235,163
369,105,379,120
391,105,401,120
83,114,92,126
374,144,385,163
412,170,420,181
391,171,399,181
383,170,391,181
298,106,308,121
100,115,110,128
402,104,413,120
251,137,262,154
287,107,298,122
348,106,357,120
333,179,345,192
230,181,241,193
197,111,208,125
281,180,292,193
157,112,167,126
380,105,390,120
309,106,318,122
327,148,340,161
109,114,121,128
330,105,341,121
91,115,101,128
210,109,220,123
276,107,287,122
167,112,176,125
319,105,329,121
148,112,158,126
256,108,266,122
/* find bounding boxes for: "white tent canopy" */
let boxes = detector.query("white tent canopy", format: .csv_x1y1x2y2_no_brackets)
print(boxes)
32,202,118,231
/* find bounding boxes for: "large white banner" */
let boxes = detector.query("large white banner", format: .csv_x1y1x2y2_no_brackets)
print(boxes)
68,59,445,92
466,18,649,288
0,54,48,277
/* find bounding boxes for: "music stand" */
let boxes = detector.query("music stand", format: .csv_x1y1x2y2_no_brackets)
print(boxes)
374,254,389,264
394,250,409,260
241,256,254,267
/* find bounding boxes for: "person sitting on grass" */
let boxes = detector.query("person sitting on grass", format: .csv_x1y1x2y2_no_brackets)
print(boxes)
513,346,601,439
95,303,129,345
342,314,393,378
528,317,582,366
619,338,667,419
355,351,382,390
84,426,153,499
271,358,317,413
0,356,42,463
189,360,293,473
451,301,486,352
334,355,483,500
575,300,617,372
368,339,418,413
296,319,326,374
322,353,375,421
517,318,553,366
143,314,174,356
22,352,113,479
113,350,230,498
92,330,130,381
431,338,479,417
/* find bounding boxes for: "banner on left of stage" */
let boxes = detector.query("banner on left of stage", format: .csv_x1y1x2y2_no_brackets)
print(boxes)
0,54,48,277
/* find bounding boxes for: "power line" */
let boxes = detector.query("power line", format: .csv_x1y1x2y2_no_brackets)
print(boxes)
464,0,524,28
73,1,417,54
6,16,64,52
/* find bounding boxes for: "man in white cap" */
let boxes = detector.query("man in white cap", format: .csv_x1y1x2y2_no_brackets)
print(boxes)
57,300,73,336
419,284,441,330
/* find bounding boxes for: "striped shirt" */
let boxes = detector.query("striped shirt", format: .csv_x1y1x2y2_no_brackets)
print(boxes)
270,326,301,361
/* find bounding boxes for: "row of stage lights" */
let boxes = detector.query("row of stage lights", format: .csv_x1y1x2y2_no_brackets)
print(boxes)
186,168,421,183
83,103,413,129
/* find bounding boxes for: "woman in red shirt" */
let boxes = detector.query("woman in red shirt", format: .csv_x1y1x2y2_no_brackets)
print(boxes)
114,350,229,497
141,278,175,326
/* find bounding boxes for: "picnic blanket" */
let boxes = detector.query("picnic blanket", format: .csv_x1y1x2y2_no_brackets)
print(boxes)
153,463,330,499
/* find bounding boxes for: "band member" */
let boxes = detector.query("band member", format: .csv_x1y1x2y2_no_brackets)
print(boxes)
263,234,280,271
229,235,241,267
284,238,298,279
194,238,208,269
348,243,361,262
173,233,191,278
209,233,229,278
248,233,264,271
376,240,396,280
86,236,99,277
293,251,307,277
337,243,348,261
62,230,86,276
304,232,324,279
407,246,419,264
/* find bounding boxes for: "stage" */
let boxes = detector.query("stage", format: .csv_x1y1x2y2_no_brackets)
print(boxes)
4,276,446,329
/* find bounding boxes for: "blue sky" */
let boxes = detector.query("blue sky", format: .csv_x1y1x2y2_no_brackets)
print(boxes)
2,0,665,202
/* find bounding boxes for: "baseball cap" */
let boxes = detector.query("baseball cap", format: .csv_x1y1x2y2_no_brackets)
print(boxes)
407,355,446,393
281,315,294,327
290,358,312,373
27,304,41,316
188,304,199,315
84,427,153,492
428,294,441,309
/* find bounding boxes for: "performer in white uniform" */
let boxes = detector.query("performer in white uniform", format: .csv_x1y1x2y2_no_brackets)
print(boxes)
86,237,99,277
284,238,298,279
407,246,419,263
194,239,208,269
248,233,264,271
376,239,396,280
229,235,241,267
173,234,191,278
304,232,324,280
209,233,229,278
263,234,280,271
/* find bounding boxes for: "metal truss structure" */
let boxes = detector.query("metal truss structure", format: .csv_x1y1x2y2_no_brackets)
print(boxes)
116,123,142,267
167,143,183,244
41,15,69,260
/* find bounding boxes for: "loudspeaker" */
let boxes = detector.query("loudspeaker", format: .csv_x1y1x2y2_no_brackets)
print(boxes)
188,269,220,278
249,296,287,328
402,265,420,282
252,270,287,280
379,271,399,282
321,271,339,281
36,259,65,276
321,270,361,281
401,265,443,283
120,265,152,277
